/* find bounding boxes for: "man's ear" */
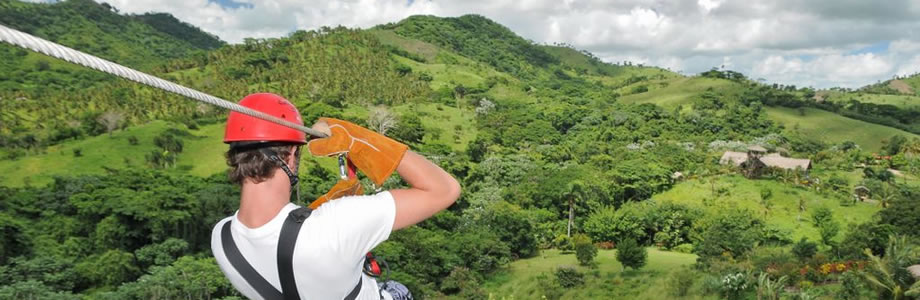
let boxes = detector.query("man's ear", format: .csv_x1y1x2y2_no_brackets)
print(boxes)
287,145,300,170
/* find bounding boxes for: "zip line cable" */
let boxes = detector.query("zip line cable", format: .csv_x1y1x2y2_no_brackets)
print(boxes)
0,23,328,138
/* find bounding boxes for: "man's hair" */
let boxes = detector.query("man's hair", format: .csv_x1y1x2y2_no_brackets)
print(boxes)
225,144,300,185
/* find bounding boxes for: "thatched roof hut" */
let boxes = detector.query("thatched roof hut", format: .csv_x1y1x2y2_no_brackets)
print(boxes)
748,145,768,153
909,265,920,279
760,153,811,170
719,152,811,171
720,151,749,166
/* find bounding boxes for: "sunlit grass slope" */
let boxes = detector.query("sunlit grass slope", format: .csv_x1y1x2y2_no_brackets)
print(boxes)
766,106,919,151
481,248,713,300
652,175,879,242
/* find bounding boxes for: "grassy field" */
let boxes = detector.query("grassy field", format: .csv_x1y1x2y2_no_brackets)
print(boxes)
541,45,679,81
652,175,879,242
480,248,713,300
0,120,230,187
820,90,920,108
766,106,919,152
617,77,744,107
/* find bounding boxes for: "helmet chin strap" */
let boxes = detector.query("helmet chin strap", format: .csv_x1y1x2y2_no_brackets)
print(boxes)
259,147,301,188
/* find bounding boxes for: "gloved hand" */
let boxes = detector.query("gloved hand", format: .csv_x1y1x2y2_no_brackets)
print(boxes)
308,118,408,186
308,177,363,209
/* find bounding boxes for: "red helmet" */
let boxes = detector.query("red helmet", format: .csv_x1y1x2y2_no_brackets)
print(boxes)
223,93,306,144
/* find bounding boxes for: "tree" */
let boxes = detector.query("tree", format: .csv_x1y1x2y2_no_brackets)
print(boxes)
583,205,646,244
859,235,918,300
390,113,425,144
811,207,839,246
760,188,773,218
791,238,818,261
0,280,79,300
564,180,585,237
97,111,124,136
101,256,237,299
616,238,647,270
367,105,397,135
573,234,596,266
693,209,764,263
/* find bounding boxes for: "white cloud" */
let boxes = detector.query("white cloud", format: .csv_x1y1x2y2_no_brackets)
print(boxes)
896,55,920,77
752,53,895,88
50,0,920,88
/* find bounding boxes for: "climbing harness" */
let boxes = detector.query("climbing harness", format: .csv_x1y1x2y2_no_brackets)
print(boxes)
0,24,327,138
222,207,363,300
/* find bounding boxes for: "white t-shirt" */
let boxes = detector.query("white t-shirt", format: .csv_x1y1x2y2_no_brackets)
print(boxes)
211,191,396,300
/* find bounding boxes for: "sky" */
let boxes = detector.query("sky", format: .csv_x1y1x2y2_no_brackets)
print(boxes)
27,0,920,89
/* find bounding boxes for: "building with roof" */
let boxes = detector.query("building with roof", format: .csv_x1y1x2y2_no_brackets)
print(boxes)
720,151,811,172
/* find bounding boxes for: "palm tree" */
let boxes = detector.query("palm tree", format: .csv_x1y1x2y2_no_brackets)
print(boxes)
859,235,917,300
876,183,898,208
564,180,586,238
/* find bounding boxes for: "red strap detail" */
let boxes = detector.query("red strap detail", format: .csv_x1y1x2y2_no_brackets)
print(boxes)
347,159,358,179
370,260,381,276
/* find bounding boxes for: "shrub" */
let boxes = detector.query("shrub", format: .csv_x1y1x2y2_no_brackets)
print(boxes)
439,267,484,298
719,272,750,300
751,246,795,272
791,238,818,261
536,273,563,299
836,271,868,299
667,268,697,296
616,238,647,270
127,136,139,145
573,234,597,266
554,266,584,288
553,234,573,252
673,243,694,254
693,209,764,264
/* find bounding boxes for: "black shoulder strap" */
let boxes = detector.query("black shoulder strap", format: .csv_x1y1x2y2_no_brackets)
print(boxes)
221,221,283,300
223,208,365,300
278,207,311,300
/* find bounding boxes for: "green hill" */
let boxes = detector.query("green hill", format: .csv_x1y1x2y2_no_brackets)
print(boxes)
766,106,919,151
0,0,223,74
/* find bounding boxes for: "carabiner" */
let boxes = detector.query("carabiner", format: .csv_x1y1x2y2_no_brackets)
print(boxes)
337,154,348,180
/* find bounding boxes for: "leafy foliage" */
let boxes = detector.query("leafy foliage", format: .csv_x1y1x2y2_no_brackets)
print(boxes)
615,238,647,270
573,234,596,266
693,209,764,264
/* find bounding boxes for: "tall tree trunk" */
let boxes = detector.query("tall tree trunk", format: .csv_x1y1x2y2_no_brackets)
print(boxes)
567,197,574,238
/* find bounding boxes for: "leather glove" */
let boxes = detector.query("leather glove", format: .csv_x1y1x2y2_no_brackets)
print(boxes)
308,118,408,186
308,159,363,209
309,177,363,209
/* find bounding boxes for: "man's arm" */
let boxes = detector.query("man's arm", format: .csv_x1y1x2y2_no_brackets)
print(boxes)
308,118,460,230
389,151,461,230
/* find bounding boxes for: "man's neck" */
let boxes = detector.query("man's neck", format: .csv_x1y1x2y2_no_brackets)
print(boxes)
237,170,292,228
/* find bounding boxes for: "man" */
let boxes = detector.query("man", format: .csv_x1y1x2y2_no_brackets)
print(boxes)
211,93,460,299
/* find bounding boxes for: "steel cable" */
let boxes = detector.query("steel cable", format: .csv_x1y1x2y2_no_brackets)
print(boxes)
0,23,328,138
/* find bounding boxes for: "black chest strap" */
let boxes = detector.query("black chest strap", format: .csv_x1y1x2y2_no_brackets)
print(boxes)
221,207,364,300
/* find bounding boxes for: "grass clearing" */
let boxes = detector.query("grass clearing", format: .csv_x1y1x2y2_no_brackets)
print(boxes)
618,77,743,107
652,175,879,242
820,91,920,109
481,248,712,300
0,121,245,187
766,106,919,152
